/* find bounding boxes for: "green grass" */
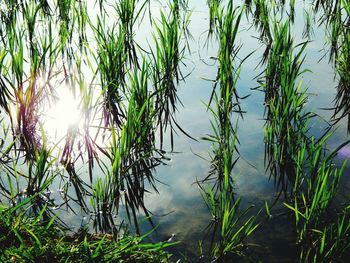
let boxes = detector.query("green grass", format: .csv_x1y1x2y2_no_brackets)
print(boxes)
284,132,350,262
258,19,311,196
150,0,191,149
198,3,259,261
0,199,174,263
93,15,127,128
114,0,148,67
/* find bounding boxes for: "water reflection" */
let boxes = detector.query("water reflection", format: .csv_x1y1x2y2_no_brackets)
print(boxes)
1,0,350,262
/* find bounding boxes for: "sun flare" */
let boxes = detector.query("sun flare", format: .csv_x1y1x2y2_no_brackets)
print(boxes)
43,85,82,141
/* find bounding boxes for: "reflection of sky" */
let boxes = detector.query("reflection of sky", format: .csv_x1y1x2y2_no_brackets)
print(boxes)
133,0,349,260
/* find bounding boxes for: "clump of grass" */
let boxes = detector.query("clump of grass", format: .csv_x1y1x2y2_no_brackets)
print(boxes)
206,0,222,40
93,16,127,128
309,207,350,262
284,132,350,262
75,0,87,50
0,0,61,161
151,0,191,149
91,60,164,233
0,0,19,32
199,97,259,260
57,0,74,53
199,185,259,261
211,3,247,116
0,197,175,262
251,0,272,46
328,0,350,132
114,0,148,68
198,3,259,260
258,20,311,196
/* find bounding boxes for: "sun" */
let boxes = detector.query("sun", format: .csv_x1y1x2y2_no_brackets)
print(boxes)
43,84,82,141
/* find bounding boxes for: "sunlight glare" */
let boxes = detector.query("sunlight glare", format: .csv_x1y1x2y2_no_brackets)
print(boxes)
44,84,82,141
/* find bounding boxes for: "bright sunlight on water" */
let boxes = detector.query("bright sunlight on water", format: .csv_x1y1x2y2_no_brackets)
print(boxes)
42,82,82,141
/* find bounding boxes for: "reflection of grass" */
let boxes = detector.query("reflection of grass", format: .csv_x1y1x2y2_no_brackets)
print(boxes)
259,19,310,196
199,2,259,261
151,0,191,149
93,16,127,128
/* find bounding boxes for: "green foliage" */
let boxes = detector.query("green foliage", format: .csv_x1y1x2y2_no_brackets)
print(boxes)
151,0,190,149
0,200,173,262
284,133,350,262
259,19,311,196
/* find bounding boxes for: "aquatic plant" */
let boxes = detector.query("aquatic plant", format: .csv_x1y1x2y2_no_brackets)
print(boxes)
151,0,191,149
303,7,315,39
285,132,349,262
91,60,164,233
206,0,222,40
198,3,259,260
251,0,272,45
114,0,148,68
200,96,259,259
93,16,127,128
259,20,311,196
329,0,350,132
210,2,247,115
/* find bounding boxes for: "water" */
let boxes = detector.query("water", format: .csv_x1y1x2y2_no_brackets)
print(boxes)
1,0,349,262
135,1,349,261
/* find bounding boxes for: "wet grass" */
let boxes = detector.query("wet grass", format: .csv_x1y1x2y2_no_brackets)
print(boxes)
284,132,350,262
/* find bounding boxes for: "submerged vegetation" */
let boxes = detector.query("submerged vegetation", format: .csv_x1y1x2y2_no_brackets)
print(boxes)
1,0,350,262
